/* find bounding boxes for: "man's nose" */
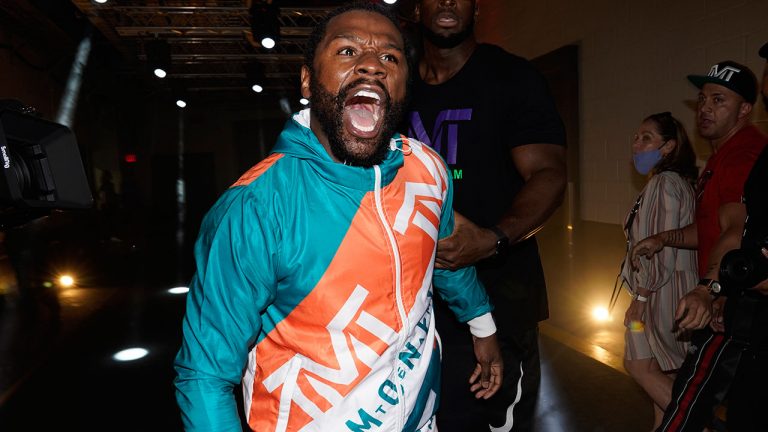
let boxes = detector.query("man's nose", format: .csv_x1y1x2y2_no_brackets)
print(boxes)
439,0,457,7
356,52,387,78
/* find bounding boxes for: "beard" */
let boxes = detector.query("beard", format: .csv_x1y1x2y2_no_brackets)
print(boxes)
420,14,475,49
310,76,406,167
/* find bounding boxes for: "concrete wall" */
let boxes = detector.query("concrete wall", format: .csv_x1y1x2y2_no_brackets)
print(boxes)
475,0,768,224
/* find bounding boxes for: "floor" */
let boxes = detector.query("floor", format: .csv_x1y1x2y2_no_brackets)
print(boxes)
0,219,654,431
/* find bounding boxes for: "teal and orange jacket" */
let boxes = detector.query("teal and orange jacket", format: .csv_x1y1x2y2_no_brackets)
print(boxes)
174,109,494,432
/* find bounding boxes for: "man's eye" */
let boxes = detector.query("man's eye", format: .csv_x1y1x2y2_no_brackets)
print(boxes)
338,47,356,56
381,53,399,63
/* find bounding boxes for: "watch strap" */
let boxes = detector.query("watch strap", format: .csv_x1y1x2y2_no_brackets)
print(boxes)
489,225,509,255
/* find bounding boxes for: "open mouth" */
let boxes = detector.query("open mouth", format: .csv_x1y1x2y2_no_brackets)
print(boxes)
343,88,384,138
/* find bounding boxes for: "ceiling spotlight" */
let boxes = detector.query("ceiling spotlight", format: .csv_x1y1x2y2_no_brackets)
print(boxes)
261,37,276,49
250,1,280,50
146,39,171,79
171,81,188,108
299,97,309,106
383,0,398,4
245,62,266,93
93,0,108,4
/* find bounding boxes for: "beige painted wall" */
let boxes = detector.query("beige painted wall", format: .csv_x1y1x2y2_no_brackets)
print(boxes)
474,0,768,224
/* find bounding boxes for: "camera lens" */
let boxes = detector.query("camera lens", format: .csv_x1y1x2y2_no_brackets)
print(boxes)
720,247,768,292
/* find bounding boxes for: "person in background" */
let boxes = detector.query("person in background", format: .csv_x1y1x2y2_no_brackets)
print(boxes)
651,43,768,432
631,59,767,431
621,112,698,430
174,3,502,431
407,0,567,430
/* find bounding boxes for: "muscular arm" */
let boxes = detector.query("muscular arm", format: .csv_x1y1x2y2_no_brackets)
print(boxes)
701,202,746,279
435,143,566,269
675,202,746,331
497,143,567,244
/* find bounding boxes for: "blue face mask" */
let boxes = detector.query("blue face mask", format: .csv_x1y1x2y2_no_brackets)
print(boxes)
633,148,663,175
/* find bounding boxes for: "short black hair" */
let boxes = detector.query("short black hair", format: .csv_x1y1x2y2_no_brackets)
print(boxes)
303,1,414,74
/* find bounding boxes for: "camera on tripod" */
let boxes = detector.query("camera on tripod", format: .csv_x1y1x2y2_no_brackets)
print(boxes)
719,235,768,296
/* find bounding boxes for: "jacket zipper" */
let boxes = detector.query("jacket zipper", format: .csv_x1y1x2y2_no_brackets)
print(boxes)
373,165,408,431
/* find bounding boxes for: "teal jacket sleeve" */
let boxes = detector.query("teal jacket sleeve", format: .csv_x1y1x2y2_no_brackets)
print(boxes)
431,161,492,323
174,185,279,431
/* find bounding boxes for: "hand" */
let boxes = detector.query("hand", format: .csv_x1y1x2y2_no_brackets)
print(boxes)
709,297,727,332
469,333,503,399
435,212,497,270
749,248,768,295
623,299,646,327
630,236,664,271
674,286,713,331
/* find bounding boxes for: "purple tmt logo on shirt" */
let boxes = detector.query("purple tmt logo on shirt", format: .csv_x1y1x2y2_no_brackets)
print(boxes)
408,109,472,165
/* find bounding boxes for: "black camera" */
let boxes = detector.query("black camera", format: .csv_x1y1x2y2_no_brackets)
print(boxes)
719,236,768,295
0,108,92,210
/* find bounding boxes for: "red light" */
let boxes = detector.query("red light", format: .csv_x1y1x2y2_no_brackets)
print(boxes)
124,153,137,163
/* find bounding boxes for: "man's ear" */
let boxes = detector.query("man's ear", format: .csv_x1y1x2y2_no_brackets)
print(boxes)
475,0,480,21
414,3,420,22
738,101,753,119
300,65,311,99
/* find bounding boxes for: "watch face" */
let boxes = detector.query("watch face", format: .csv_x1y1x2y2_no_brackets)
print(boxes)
711,281,722,294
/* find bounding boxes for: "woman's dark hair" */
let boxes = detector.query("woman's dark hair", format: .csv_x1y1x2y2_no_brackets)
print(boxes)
646,111,698,183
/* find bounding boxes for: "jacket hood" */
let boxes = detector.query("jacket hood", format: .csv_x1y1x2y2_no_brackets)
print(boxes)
272,109,406,191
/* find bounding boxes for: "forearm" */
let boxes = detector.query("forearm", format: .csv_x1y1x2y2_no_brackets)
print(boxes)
433,266,493,322
702,226,743,280
496,166,566,244
655,223,698,249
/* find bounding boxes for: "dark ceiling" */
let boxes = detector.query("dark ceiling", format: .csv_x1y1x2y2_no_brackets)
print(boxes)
64,0,416,102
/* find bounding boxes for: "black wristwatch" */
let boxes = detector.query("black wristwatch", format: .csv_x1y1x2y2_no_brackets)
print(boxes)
490,226,509,256
699,278,723,297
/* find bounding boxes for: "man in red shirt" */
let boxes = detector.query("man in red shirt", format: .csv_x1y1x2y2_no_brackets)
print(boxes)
631,60,768,431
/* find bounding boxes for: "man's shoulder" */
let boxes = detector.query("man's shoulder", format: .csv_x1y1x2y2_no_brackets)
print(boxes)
729,124,768,148
402,136,443,163
400,136,450,175
231,153,286,188
719,125,768,167
475,44,532,67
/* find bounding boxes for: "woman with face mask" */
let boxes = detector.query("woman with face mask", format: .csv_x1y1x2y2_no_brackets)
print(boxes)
621,112,699,430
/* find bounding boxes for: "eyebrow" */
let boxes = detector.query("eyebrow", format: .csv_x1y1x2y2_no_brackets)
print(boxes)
330,33,404,53
698,91,726,97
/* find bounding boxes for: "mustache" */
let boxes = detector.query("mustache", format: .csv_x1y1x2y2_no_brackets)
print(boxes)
340,78,391,104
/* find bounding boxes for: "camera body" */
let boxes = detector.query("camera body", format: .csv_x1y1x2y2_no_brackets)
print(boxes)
719,235,768,296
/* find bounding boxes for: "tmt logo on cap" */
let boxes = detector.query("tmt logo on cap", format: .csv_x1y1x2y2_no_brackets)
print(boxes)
707,64,741,82
687,60,758,104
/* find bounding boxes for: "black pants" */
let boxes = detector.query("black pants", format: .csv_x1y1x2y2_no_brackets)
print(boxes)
434,297,541,432
657,329,732,432
658,293,768,432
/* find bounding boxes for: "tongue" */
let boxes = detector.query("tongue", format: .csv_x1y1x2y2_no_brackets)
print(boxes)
345,104,377,134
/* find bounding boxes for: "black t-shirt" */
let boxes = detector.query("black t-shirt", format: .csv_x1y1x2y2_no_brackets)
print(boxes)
408,44,565,329
732,145,768,348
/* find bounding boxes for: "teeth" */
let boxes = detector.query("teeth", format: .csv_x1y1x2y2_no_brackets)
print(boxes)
353,90,381,101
